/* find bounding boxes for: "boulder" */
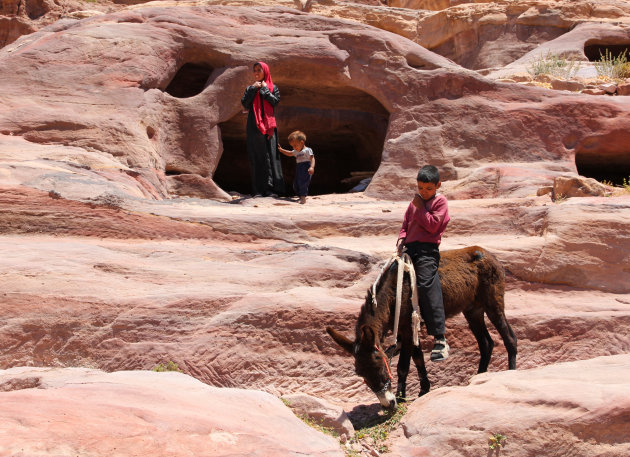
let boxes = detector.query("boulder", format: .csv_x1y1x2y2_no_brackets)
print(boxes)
581,88,607,95
389,354,630,457
550,78,585,92
282,392,355,438
0,367,344,457
552,175,612,199
618,82,630,95
599,82,618,94
166,174,232,201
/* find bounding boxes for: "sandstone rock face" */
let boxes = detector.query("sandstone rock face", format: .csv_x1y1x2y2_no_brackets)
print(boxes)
0,2,630,456
0,367,343,457
2,4,630,201
0,0,116,47
389,354,630,457
386,0,630,70
1,187,628,403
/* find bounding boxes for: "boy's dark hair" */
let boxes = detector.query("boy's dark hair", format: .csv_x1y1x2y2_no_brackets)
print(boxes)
417,165,440,184
288,130,307,142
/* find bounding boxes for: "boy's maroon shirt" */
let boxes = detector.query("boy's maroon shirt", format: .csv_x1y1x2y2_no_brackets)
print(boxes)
399,194,450,245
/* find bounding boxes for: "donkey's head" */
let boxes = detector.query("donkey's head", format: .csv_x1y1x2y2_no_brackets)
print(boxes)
326,324,397,410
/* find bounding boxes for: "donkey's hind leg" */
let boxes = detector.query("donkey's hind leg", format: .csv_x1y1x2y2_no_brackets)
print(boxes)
412,344,430,396
463,308,494,373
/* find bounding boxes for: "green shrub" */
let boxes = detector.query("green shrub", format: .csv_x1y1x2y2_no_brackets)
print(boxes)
594,48,629,80
152,361,183,372
618,62,630,79
527,51,581,78
347,404,407,454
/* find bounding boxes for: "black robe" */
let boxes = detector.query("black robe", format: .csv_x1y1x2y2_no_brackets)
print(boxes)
241,85,285,196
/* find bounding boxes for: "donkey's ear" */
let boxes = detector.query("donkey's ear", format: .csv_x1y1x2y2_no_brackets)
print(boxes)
359,325,376,347
326,327,354,355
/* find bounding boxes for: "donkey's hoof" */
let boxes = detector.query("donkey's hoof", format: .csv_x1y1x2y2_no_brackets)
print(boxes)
418,389,430,397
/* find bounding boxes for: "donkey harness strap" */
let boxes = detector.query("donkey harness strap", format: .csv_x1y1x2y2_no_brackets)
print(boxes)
371,252,422,347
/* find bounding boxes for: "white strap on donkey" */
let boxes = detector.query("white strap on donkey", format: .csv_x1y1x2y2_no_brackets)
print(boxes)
371,251,422,347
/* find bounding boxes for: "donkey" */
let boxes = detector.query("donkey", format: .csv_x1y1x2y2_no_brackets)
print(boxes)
327,246,517,409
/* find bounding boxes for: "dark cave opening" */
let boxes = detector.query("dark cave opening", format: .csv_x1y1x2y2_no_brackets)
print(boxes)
576,151,630,186
165,63,215,98
214,86,389,196
584,43,630,62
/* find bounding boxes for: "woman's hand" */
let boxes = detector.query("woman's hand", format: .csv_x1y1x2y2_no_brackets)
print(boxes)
253,81,263,89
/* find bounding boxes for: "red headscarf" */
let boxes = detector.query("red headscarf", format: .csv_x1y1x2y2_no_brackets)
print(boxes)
252,61,277,137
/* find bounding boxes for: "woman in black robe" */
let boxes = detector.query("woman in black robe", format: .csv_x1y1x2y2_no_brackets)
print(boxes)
241,61,285,197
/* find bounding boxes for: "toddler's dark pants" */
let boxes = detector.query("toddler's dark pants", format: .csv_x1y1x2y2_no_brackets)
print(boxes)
405,241,446,337
293,162,312,197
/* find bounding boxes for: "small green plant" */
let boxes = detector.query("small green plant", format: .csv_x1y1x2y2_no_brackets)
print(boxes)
298,414,339,438
623,177,630,192
527,51,581,78
152,361,182,372
488,432,507,450
347,404,408,455
282,401,408,456
594,48,629,80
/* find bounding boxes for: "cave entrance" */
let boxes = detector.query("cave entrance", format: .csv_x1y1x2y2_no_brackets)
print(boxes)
584,43,630,62
165,63,215,98
214,86,389,196
576,150,630,186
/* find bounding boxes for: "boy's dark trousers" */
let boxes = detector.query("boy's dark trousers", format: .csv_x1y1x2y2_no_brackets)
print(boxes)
404,241,446,336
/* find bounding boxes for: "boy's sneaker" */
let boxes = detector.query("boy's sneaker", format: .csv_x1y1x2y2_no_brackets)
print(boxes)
430,337,449,361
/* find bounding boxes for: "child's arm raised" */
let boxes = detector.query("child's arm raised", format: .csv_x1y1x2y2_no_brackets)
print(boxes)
412,195,448,234
278,145,294,156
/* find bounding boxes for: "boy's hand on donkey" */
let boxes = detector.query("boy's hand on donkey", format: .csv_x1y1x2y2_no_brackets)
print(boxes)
396,238,405,255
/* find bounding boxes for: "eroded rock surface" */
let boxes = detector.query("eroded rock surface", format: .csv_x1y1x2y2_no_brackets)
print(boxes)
0,367,343,457
388,354,630,457
2,4,630,201
0,1,629,456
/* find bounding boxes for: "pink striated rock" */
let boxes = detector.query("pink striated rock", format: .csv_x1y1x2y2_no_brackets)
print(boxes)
550,78,585,92
389,354,630,457
599,82,618,94
282,392,355,438
0,367,344,457
581,88,607,95
0,187,629,412
1,5,630,201
166,174,232,201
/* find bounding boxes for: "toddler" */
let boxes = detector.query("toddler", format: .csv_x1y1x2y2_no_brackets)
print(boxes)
278,130,315,204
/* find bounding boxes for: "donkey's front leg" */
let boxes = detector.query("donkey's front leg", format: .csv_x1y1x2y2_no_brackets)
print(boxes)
412,344,430,396
396,343,412,401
